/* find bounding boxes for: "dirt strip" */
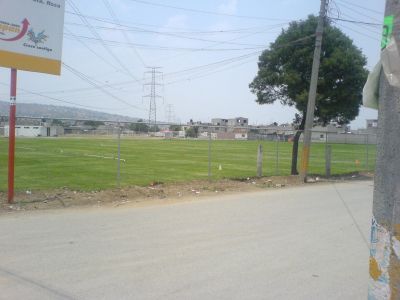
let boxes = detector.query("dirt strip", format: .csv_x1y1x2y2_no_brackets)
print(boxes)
0,172,373,213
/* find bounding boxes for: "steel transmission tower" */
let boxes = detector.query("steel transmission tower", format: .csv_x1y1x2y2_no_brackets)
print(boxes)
143,67,163,130
165,104,175,123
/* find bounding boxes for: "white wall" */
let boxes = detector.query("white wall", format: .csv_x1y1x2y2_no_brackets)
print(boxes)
4,126,62,137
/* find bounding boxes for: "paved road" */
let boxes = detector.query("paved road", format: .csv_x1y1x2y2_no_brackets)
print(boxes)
0,181,373,300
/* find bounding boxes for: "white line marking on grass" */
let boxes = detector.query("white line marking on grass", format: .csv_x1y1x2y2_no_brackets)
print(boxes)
84,154,126,162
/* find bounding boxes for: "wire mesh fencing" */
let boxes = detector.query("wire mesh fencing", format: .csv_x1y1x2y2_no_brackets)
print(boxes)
0,119,377,195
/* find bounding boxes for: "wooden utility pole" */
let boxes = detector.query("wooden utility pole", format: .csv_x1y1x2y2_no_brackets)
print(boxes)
368,1,400,298
299,0,329,182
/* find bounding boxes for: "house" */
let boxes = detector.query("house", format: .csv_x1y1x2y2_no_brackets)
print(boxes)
227,117,248,128
4,125,64,137
185,117,250,140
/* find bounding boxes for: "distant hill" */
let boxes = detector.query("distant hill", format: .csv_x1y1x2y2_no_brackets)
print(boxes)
0,101,139,122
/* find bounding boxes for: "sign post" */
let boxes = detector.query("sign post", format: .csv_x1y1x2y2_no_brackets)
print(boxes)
8,69,17,203
0,0,65,203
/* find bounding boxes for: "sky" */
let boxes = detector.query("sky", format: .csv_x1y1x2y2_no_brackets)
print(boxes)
0,0,384,129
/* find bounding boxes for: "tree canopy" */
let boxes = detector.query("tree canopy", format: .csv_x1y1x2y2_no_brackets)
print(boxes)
250,15,368,125
249,15,368,174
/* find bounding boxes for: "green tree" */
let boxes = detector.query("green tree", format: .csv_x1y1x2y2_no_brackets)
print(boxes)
83,120,104,128
249,16,368,175
169,125,182,131
51,119,64,126
129,120,149,132
185,126,199,138
148,125,160,133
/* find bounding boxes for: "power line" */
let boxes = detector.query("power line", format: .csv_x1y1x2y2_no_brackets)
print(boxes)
147,23,285,66
63,33,266,51
65,11,277,33
329,17,382,26
163,34,316,84
335,0,383,16
165,56,256,85
102,0,147,67
64,21,277,47
333,0,382,22
63,63,146,111
64,27,127,77
163,51,260,79
67,0,141,83
334,22,380,42
0,82,120,111
126,0,290,21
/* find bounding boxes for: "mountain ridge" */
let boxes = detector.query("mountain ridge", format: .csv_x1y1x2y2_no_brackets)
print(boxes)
0,101,139,122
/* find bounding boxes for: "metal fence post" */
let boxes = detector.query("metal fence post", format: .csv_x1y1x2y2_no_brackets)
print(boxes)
365,134,369,170
117,123,121,188
257,144,263,177
325,144,331,177
208,131,212,180
275,133,279,175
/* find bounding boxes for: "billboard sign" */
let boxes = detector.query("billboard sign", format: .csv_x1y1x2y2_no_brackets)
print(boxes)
0,0,65,75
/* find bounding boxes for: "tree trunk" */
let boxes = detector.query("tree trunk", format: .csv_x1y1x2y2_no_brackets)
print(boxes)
291,117,306,175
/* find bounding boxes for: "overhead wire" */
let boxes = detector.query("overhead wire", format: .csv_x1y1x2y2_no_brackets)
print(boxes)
66,0,142,83
62,63,146,111
329,17,381,27
0,82,121,111
64,11,276,33
64,27,127,78
63,33,267,51
333,22,380,42
162,34,316,85
165,56,256,85
335,0,384,16
328,0,381,42
64,21,277,47
147,23,286,66
333,0,382,22
102,0,147,67
126,0,289,21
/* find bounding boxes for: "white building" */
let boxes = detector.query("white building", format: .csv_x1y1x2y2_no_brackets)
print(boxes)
4,125,63,137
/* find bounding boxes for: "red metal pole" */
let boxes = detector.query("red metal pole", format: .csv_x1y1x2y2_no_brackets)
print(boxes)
8,69,17,204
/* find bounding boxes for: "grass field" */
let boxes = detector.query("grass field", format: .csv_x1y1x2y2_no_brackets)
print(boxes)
0,137,376,192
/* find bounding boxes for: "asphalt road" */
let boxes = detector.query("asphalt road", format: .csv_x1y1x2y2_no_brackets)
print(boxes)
0,181,373,300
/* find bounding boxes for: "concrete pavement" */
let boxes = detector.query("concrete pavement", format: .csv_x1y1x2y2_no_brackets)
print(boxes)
0,181,373,299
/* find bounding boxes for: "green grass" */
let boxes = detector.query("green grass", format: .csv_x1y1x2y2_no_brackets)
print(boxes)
0,137,376,192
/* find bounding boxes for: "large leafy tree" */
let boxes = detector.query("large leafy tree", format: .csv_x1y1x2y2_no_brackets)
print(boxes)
250,16,368,175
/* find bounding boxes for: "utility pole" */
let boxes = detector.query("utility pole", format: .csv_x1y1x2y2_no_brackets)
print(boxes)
368,1,400,298
143,67,163,132
299,0,329,182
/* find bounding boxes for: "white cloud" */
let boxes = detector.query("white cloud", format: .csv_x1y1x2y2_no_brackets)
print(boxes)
218,0,238,15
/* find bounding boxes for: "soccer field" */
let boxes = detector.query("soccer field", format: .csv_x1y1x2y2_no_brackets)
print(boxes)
0,137,376,192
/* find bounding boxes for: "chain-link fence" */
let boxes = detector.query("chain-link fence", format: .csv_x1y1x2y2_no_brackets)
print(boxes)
0,118,377,194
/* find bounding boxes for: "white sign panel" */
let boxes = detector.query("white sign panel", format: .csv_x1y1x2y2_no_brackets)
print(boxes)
0,0,65,75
